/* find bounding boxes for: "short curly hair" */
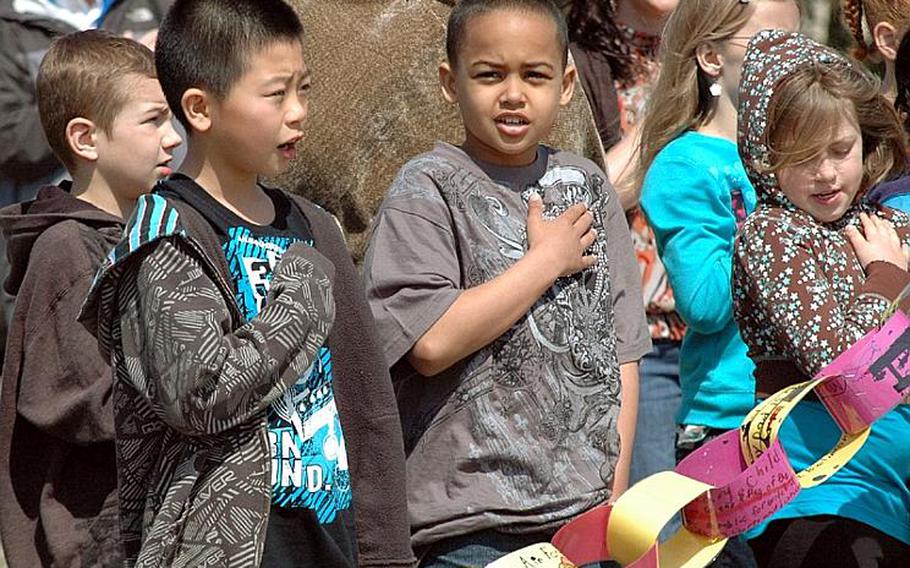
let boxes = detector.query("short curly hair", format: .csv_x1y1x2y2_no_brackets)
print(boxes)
445,0,568,68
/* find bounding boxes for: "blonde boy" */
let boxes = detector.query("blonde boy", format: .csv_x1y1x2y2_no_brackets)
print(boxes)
0,30,180,567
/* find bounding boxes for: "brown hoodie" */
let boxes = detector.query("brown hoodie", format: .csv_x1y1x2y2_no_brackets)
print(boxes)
732,30,910,394
0,184,123,567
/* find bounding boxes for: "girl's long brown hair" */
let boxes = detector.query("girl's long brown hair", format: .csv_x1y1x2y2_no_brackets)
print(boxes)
766,60,908,193
567,1,636,84
633,0,757,190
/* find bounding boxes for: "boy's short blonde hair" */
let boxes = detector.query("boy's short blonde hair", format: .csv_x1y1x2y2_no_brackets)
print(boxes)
37,30,157,172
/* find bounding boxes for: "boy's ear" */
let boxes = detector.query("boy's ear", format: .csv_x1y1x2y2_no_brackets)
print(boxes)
439,61,458,104
65,117,98,162
873,22,899,62
182,88,212,133
560,63,577,106
695,41,723,78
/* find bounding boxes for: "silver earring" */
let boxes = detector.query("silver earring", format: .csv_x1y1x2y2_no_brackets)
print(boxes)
709,82,723,97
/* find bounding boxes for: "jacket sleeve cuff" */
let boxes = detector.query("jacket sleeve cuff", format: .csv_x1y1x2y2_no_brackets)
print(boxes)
863,261,910,302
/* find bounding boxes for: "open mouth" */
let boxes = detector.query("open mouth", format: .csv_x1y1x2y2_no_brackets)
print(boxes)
496,116,529,127
495,115,530,138
278,138,300,159
812,189,839,204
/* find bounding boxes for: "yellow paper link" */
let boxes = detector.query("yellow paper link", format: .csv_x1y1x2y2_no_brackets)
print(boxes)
607,471,713,566
879,281,910,325
796,428,869,488
739,378,825,464
487,543,576,568
739,376,871,488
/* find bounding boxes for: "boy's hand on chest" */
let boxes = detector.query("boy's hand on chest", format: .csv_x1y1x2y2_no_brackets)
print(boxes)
525,193,598,279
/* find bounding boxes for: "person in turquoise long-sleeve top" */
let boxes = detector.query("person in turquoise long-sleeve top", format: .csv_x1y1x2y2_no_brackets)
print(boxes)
633,2,799,565
634,0,799,445
630,2,801,565
640,131,756,431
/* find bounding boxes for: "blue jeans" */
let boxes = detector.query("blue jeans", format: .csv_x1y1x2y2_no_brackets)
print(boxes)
418,529,620,568
630,340,682,483
630,340,682,540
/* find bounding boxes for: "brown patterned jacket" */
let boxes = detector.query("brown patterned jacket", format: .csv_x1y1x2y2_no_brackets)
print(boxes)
733,30,910,395
81,192,338,567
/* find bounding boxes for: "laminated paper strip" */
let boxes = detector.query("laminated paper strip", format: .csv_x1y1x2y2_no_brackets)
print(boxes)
607,471,721,566
815,311,910,434
541,430,800,568
495,395,860,568
735,334,910,488
550,505,613,567
492,475,713,568
738,376,868,488
676,430,800,539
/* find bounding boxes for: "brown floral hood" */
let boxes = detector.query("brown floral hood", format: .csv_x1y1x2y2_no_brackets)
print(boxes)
737,29,859,213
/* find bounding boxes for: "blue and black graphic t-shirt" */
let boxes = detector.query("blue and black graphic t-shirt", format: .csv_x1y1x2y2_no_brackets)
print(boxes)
158,177,357,566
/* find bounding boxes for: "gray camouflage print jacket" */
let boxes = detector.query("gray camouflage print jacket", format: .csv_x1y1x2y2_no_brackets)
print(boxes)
82,193,335,567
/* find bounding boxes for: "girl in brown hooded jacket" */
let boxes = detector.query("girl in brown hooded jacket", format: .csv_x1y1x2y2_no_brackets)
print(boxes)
733,29,910,566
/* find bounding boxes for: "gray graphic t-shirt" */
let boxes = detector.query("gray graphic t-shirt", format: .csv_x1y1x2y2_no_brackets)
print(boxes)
364,142,650,546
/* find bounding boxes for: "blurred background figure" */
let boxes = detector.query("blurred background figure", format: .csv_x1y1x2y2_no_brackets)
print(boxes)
841,0,910,100
866,30,910,212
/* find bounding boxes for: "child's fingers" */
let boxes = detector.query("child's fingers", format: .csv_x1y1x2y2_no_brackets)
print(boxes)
870,215,886,236
882,218,901,243
889,227,902,247
581,254,597,269
859,212,878,239
573,210,594,236
580,228,597,249
871,214,889,233
561,202,589,225
845,224,867,250
871,214,894,237
870,216,901,249
526,193,543,228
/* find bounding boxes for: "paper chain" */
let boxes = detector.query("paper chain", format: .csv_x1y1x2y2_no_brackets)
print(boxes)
489,310,910,568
